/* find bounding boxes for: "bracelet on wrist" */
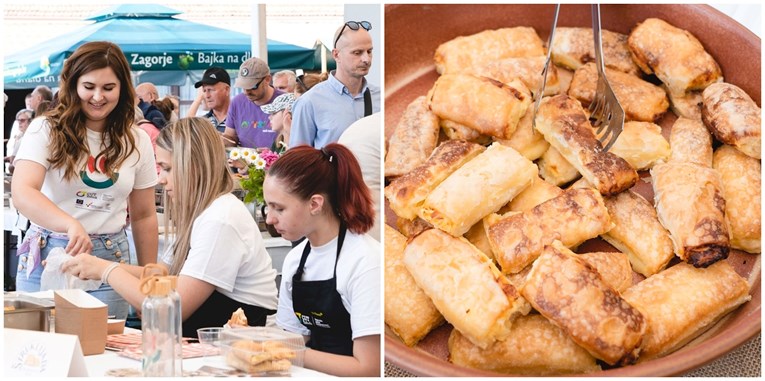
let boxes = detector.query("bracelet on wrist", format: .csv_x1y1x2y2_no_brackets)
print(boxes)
101,262,120,285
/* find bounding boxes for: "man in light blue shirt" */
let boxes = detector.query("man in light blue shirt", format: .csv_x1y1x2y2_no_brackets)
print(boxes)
289,21,381,149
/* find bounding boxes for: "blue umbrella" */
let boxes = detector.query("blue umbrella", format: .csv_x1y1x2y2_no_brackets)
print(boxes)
3,4,325,89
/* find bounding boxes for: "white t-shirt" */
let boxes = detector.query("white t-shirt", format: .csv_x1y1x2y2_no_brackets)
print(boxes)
14,118,158,234
161,193,278,310
276,231,381,340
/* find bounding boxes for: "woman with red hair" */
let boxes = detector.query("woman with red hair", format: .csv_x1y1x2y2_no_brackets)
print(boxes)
263,143,380,377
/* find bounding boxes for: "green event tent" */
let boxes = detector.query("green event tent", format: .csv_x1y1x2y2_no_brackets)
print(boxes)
3,4,335,89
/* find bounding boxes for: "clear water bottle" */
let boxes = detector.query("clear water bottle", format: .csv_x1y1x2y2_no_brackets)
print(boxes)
141,277,182,376
165,275,183,374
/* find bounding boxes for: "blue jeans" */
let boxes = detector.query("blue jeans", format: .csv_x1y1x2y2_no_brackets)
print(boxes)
16,226,132,320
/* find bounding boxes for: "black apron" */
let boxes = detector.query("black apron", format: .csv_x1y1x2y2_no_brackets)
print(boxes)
182,290,275,338
291,224,353,356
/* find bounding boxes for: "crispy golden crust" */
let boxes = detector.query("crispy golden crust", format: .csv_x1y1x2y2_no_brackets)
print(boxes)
627,18,722,95
495,108,549,161
504,175,564,213
434,27,545,74
395,216,432,238
568,62,669,122
651,162,730,267
385,140,485,220
713,145,761,253
487,187,613,274
384,96,441,177
663,85,703,120
384,225,445,346
472,56,561,97
702,83,762,159
579,252,633,293
537,146,580,186
420,143,537,237
448,315,601,375
428,74,532,140
551,27,640,76
534,95,638,195
601,191,674,277
669,117,713,167
622,261,751,360
440,119,492,145
403,229,531,349
608,121,670,170
520,241,646,366
464,220,495,261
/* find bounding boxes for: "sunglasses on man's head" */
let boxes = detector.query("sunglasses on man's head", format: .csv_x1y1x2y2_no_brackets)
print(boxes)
296,74,307,92
249,77,267,91
334,21,372,48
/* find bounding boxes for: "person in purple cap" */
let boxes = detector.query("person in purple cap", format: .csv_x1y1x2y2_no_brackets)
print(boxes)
189,67,231,133
222,57,284,149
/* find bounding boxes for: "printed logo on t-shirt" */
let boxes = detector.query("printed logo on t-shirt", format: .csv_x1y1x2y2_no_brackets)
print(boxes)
74,190,114,213
79,155,119,189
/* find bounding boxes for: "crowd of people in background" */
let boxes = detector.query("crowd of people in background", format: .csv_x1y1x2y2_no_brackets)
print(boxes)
3,18,381,377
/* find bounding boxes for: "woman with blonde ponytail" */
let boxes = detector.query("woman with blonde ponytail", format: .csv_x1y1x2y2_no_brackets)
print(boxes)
263,143,381,377
63,117,278,338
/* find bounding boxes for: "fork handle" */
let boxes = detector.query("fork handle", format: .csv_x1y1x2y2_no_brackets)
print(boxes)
591,4,605,74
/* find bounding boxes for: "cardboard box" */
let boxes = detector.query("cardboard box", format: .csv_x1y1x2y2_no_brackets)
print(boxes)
54,289,107,355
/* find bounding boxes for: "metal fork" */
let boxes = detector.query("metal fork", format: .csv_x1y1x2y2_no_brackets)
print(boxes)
589,4,624,152
531,4,560,131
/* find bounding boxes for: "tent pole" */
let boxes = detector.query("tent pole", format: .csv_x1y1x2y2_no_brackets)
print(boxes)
251,4,268,63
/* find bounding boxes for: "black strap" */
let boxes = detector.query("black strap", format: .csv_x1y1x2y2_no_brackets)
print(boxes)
294,222,347,280
363,88,372,117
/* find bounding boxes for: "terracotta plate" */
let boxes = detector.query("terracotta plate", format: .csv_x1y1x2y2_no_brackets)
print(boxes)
384,4,761,377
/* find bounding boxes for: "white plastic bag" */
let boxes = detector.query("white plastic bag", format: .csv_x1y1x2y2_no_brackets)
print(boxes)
40,247,102,291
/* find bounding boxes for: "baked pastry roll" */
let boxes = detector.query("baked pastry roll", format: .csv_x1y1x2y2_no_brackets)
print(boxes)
568,62,669,122
495,108,549,161
535,95,638,195
663,85,703,121
395,216,432,238
622,260,751,360
464,220,495,261
384,225,445,346
420,143,537,237
486,187,612,274
578,252,633,293
384,96,440,177
504,174,563,213
228,307,249,327
669,117,713,167
520,240,646,366
601,190,674,277
702,82,762,159
551,27,640,76
448,315,601,375
428,74,532,140
472,56,561,97
434,27,545,75
440,119,492,145
651,162,730,267
628,18,722,95
385,139,485,220
403,229,531,349
713,145,761,253
538,146,580,186
608,121,670,170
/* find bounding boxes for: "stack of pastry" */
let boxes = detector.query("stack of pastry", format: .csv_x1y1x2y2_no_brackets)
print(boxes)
225,340,297,374
383,13,758,377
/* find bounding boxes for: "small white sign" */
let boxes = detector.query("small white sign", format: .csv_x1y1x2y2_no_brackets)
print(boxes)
4,328,88,377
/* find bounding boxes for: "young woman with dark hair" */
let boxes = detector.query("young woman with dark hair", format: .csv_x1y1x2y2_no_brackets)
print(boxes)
263,143,380,377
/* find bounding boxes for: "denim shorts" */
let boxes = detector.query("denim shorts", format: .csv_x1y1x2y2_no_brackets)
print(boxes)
16,225,133,320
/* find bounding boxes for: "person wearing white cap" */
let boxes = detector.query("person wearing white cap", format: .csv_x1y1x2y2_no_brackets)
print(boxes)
261,93,296,153
222,57,285,149
290,21,381,149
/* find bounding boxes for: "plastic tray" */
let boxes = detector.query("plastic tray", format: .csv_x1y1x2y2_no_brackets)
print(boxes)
219,327,306,375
